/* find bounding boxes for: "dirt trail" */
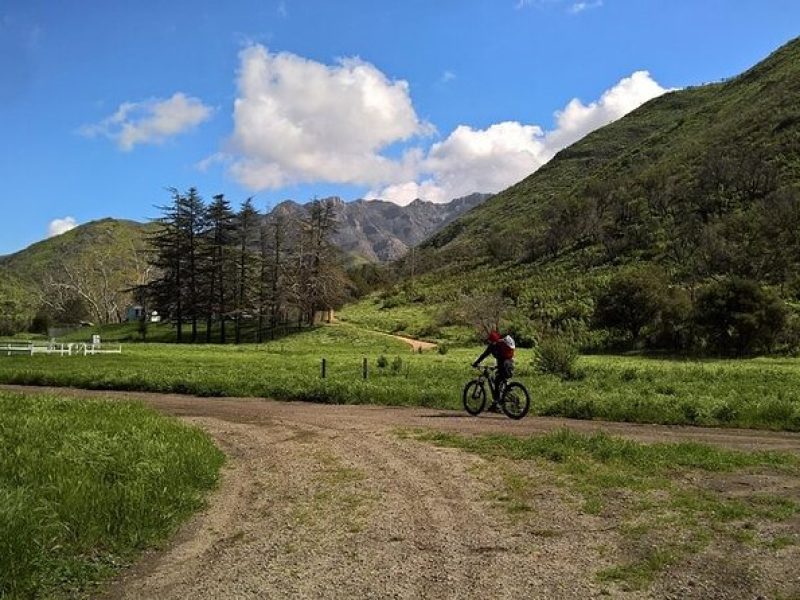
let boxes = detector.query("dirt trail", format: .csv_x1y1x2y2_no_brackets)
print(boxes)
387,332,438,352
5,385,800,599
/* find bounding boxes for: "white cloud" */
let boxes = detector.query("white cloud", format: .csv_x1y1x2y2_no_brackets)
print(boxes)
545,70,667,150
48,217,77,237
80,93,212,151
215,45,668,206
515,0,603,13
227,45,433,190
440,70,456,84
369,71,669,204
569,1,603,14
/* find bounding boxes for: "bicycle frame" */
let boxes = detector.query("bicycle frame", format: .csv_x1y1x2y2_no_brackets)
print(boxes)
476,366,500,401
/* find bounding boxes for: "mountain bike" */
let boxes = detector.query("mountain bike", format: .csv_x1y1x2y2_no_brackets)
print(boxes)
463,366,530,420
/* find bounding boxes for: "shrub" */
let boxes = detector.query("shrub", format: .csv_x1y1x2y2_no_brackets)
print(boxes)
391,356,403,373
694,278,787,356
437,343,449,355
535,337,580,380
376,355,388,369
593,269,668,344
391,321,408,334
649,287,693,351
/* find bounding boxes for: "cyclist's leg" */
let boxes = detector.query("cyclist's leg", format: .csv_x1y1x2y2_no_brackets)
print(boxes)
497,359,513,397
489,366,505,411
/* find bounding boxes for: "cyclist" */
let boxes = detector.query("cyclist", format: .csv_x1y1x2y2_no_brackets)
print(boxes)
472,330,515,412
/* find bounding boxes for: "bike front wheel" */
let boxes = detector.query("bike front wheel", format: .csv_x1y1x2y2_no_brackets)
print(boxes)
501,382,530,420
462,380,487,415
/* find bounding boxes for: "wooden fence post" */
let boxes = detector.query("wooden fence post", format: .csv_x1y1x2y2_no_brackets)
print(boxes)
363,357,368,380
321,358,327,378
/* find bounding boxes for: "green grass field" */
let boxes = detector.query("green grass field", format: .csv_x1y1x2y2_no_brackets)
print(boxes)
1,325,800,431
0,391,224,599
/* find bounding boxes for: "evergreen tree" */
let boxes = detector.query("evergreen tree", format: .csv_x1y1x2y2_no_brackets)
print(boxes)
178,187,206,342
146,189,186,342
300,198,346,323
233,198,261,343
202,194,236,343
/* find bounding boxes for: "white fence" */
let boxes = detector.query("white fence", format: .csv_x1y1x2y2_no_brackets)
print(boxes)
0,342,122,357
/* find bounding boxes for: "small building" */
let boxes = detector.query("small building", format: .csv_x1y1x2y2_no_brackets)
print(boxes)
126,306,161,323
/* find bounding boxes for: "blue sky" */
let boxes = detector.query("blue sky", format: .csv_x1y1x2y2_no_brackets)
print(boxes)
1,0,798,254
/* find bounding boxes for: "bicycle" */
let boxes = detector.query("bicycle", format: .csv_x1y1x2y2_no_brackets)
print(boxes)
463,366,531,420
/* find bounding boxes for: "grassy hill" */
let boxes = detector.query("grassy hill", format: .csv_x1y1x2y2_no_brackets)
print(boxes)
1,218,150,281
341,36,800,350
0,218,153,330
421,36,800,267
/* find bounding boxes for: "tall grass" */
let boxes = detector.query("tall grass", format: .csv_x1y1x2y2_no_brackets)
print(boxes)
0,391,224,598
1,326,800,431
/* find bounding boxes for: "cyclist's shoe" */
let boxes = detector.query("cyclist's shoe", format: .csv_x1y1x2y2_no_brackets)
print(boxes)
487,403,501,413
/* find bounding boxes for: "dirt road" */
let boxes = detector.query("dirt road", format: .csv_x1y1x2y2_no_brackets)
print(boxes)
5,385,800,599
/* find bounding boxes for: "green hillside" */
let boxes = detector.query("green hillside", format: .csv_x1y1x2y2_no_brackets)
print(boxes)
342,36,800,352
0,219,153,331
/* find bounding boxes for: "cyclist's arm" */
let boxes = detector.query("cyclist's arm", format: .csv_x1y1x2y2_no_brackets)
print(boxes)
472,345,492,368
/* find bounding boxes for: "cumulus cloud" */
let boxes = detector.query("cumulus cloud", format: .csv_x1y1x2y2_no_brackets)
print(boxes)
80,93,212,150
370,71,669,204
48,217,77,237
545,70,667,150
217,44,667,206
226,45,433,189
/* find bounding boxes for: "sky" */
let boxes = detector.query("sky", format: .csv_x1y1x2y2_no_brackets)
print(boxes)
1,1,799,255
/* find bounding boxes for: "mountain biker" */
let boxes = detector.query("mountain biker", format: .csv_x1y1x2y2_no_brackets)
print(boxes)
472,330,515,412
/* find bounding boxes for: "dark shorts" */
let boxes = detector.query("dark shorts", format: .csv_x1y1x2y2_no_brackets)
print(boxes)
499,359,515,381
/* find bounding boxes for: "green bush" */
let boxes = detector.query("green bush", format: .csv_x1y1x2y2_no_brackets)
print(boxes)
694,278,787,356
535,337,581,380
593,269,668,343
391,356,404,373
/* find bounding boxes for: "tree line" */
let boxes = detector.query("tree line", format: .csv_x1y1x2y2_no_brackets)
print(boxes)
144,188,349,343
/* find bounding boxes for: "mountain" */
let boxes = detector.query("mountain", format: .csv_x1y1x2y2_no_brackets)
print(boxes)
405,36,800,282
270,193,490,263
350,36,800,348
0,193,489,330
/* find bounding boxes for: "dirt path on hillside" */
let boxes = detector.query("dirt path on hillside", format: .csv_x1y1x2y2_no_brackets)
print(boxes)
387,332,438,352
5,385,800,599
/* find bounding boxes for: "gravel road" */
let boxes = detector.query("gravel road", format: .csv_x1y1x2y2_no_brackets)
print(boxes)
4,385,799,599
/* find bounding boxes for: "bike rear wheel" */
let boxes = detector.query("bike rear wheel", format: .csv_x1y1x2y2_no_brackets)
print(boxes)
501,382,530,420
463,380,487,415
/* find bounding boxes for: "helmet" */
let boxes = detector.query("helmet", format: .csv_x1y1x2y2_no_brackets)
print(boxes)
487,330,501,343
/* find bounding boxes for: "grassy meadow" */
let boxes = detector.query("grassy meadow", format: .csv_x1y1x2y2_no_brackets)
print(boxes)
0,390,224,599
1,324,800,431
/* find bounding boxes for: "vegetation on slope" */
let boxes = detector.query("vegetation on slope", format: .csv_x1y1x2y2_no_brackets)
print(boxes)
367,36,800,354
0,219,153,331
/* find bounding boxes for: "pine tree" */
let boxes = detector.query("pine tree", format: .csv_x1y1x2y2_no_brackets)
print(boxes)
202,194,236,342
146,189,186,342
233,198,261,344
178,187,206,342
